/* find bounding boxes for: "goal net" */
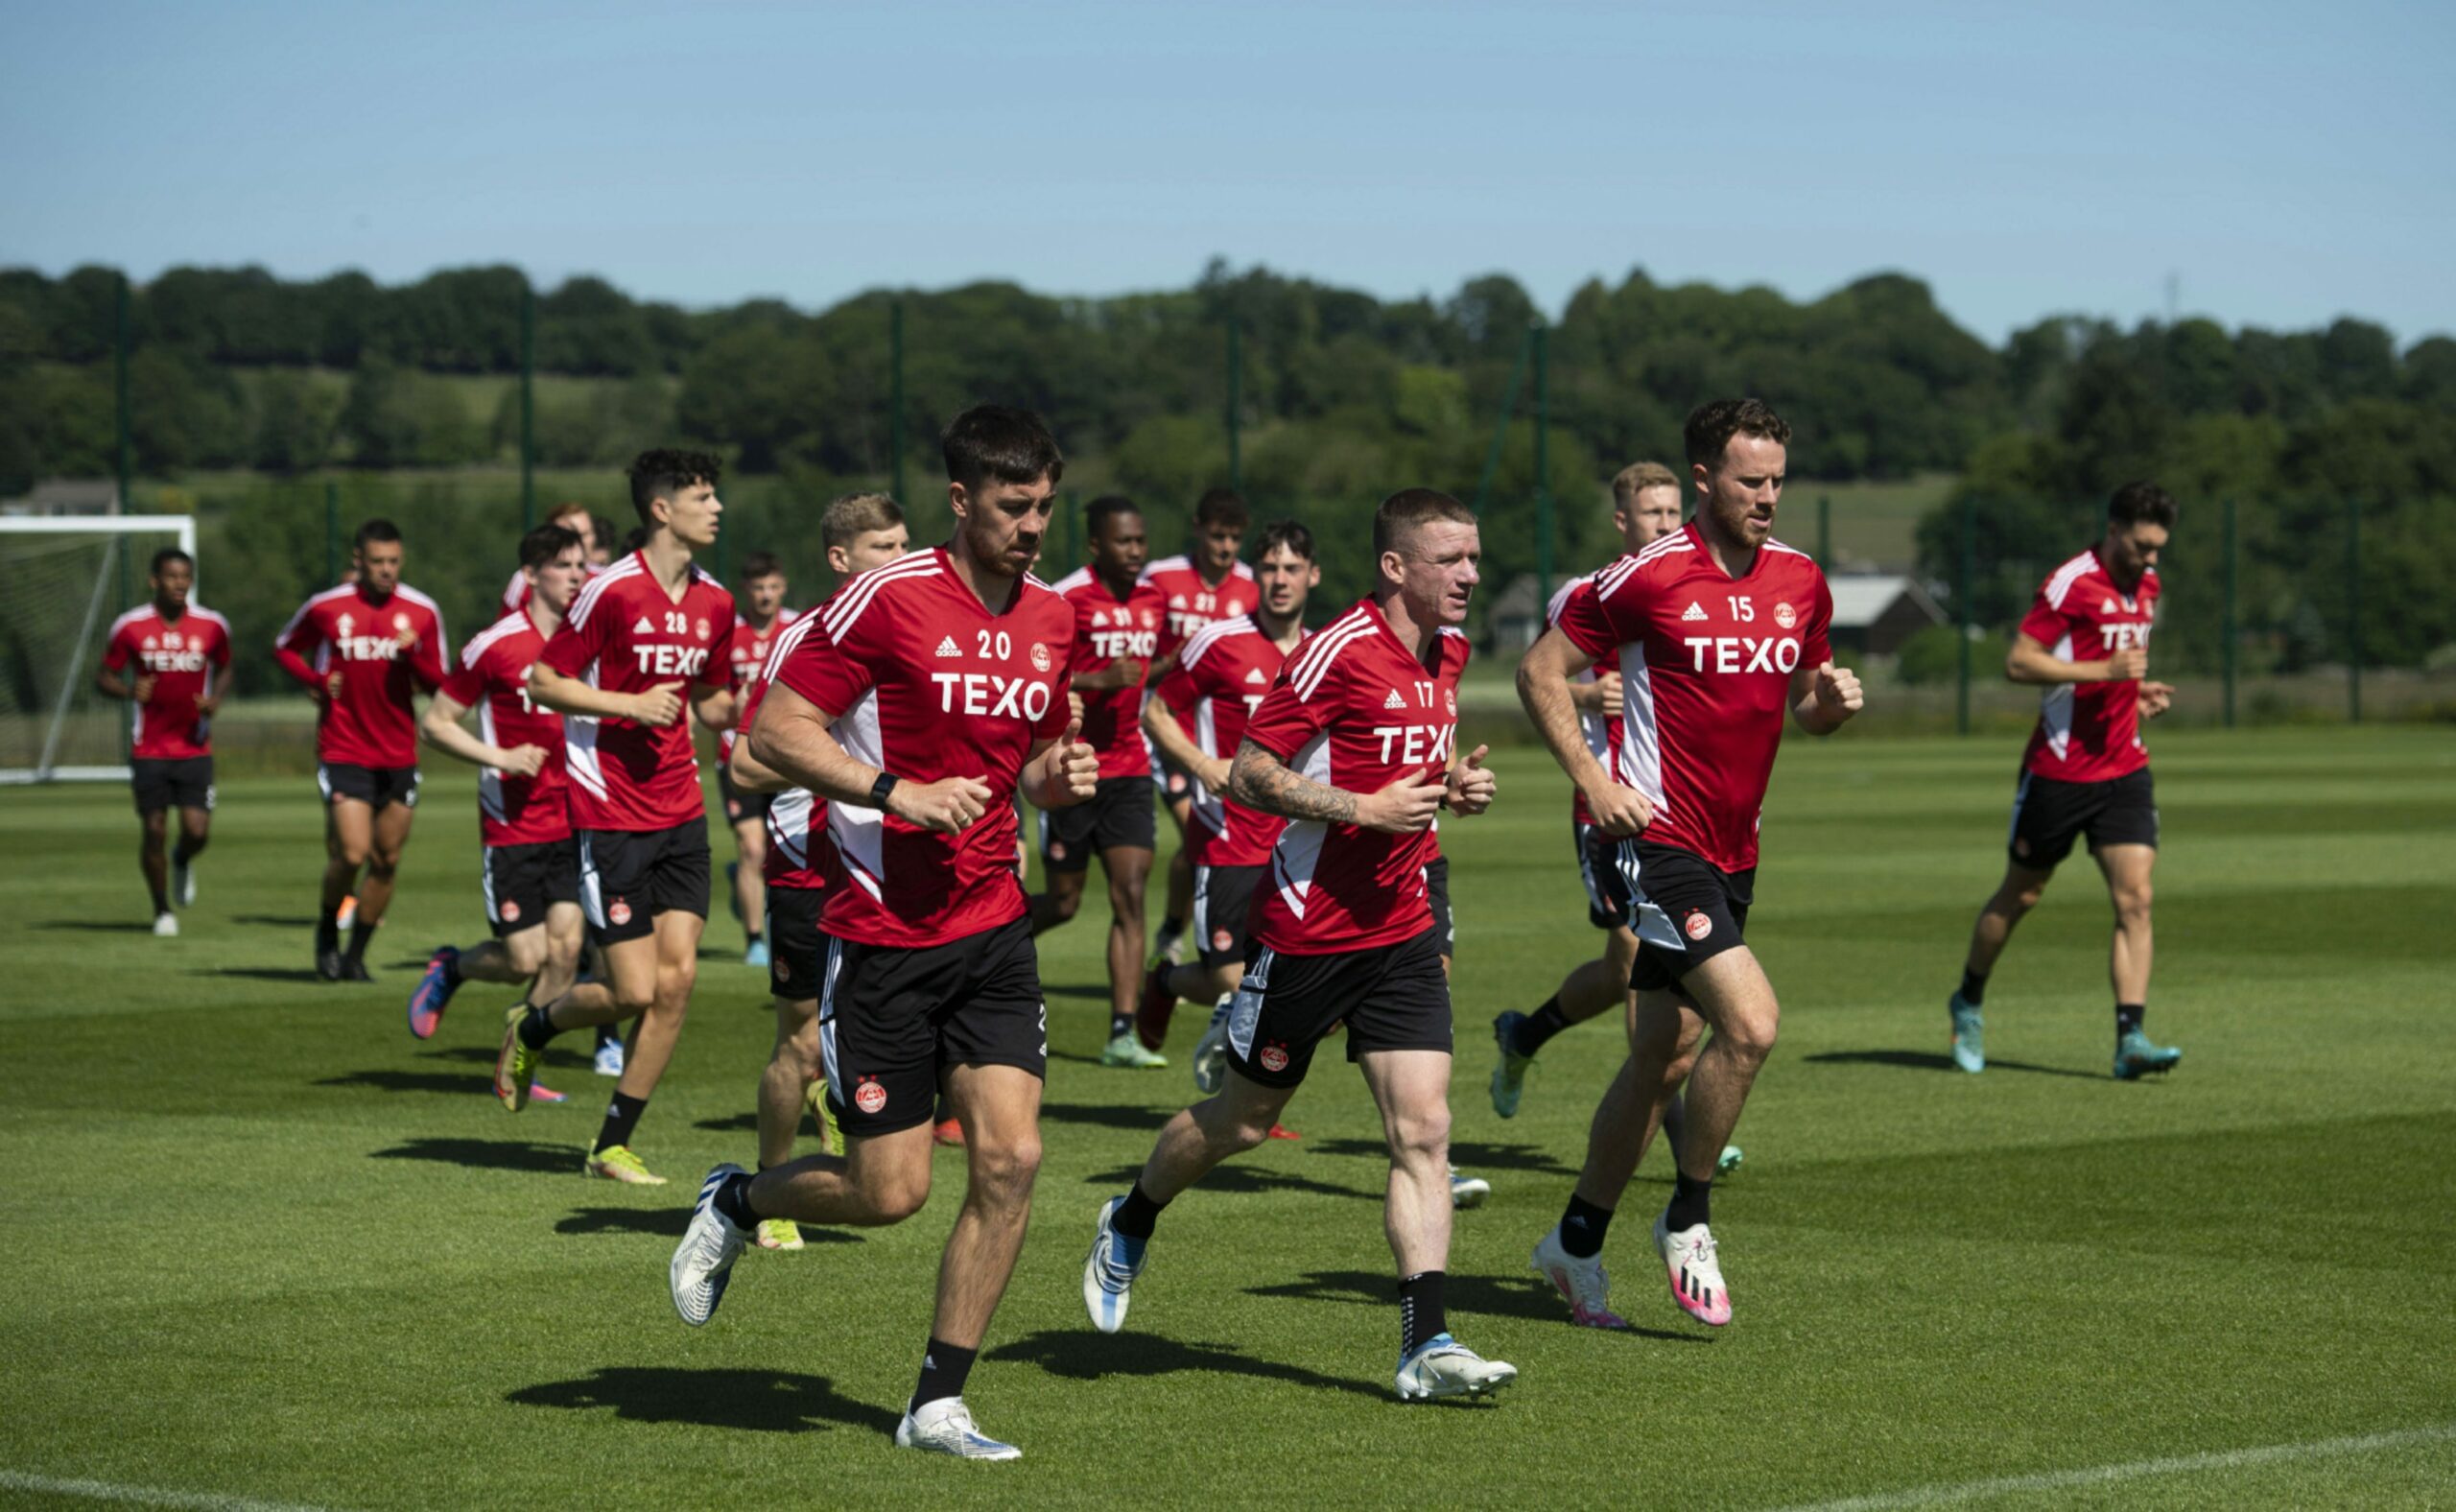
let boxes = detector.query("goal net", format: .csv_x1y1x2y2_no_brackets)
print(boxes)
0,516,201,783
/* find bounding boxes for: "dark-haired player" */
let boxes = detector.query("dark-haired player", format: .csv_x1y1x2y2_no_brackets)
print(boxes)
671,406,1097,1460
1948,482,2182,1080
1518,398,1860,1332
720,551,798,968
275,519,449,980
1030,495,1169,1068
1141,488,1258,964
405,525,590,1101
498,502,600,614
724,492,909,1251
493,451,739,1185
1085,488,1517,1403
97,548,233,935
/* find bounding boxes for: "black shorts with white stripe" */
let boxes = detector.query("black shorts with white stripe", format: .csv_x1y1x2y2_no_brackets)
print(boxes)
483,837,579,937
816,915,1048,1138
1224,926,1452,1089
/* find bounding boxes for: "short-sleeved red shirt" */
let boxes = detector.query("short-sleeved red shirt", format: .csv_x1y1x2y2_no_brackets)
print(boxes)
773,548,1074,949
539,551,737,833
737,611,833,891
1142,555,1261,657
1048,566,1166,780
1558,524,1832,876
718,607,798,765
441,611,571,847
275,583,449,768
1242,597,1470,954
2019,548,2160,783
1151,613,1301,868
104,603,232,761
1546,575,1622,828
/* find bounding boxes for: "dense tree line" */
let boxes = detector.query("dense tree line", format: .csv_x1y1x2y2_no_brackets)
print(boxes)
2,260,2450,671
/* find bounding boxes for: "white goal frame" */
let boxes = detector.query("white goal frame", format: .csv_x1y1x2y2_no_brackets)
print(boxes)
0,515,201,785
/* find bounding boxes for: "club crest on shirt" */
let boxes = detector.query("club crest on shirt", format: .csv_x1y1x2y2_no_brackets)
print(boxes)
695,618,711,642
1030,643,1051,673
1773,602,1797,629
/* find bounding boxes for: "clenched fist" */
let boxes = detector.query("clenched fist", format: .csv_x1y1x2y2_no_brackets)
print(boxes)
1811,661,1863,724
891,774,994,834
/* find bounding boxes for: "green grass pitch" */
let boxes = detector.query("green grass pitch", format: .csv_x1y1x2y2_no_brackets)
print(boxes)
1,728,2450,1509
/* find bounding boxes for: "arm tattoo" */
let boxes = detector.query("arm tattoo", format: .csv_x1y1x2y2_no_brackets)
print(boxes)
1227,737,1358,824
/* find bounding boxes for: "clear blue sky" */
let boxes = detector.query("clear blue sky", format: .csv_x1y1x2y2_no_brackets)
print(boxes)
4,0,2449,345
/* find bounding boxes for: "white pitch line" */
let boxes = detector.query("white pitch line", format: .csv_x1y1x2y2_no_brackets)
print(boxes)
1773,1423,2456,1511
0,1470,339,1512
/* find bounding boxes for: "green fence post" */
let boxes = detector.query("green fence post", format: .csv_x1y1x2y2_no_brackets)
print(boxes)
1532,321,1551,606
324,480,341,585
1957,495,1975,737
2346,495,2361,723
1063,491,1079,570
1817,495,1831,571
114,272,133,511
519,279,536,532
2221,496,2237,728
890,298,907,507
1226,321,1243,495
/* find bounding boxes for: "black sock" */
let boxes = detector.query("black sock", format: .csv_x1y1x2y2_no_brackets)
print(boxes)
1157,915,1186,946
1557,1193,1616,1259
594,1023,619,1051
745,929,761,946
713,1170,760,1230
343,918,378,963
1399,1270,1448,1357
595,1091,648,1151
149,884,170,914
517,1004,562,1050
1959,967,1988,1006
1666,1170,1712,1232
316,916,340,955
441,951,463,989
910,1337,978,1412
2116,1003,2145,1039
1111,1181,1169,1240
1513,996,1573,1056
173,839,202,865
1108,1011,1135,1040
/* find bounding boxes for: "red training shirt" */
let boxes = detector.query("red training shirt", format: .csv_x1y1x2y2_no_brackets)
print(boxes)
441,612,571,847
1049,566,1165,780
103,603,232,761
773,548,1073,949
1546,575,1622,829
2019,547,2159,784
1242,596,1471,954
274,582,450,768
541,550,737,833
1558,523,1832,876
1152,613,1301,868
738,611,833,892
718,607,799,766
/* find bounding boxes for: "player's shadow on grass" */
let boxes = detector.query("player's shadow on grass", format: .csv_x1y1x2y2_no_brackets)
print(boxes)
1306,1135,1579,1178
370,1137,574,1174
1246,1269,1712,1345
319,1069,506,1097
1806,1049,2099,1080
35,919,158,933
198,966,327,983
1041,1100,1174,1132
1080,1163,1377,1202
228,914,323,928
988,1330,1388,1402
423,1044,593,1071
508,1367,897,1434
554,1206,864,1241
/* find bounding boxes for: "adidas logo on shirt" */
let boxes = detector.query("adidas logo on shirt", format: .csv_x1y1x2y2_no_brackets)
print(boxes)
1245,668,1267,684
2101,596,2118,614
1383,688,1405,710
934,635,962,658
634,615,656,634
1681,602,1709,623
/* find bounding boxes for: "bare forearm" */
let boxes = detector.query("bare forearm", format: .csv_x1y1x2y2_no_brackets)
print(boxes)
1517,661,1611,791
529,666,631,720
693,688,738,730
727,740,791,794
1226,740,1356,825
96,670,133,700
1568,680,1611,714
2006,642,2110,686
748,715,880,810
1142,700,1211,772
419,711,512,770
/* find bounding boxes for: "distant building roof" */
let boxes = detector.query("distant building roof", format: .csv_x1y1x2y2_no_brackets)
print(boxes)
1828,574,1945,630
0,478,121,517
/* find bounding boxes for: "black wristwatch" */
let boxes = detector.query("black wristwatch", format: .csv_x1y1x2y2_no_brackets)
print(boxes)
868,772,900,810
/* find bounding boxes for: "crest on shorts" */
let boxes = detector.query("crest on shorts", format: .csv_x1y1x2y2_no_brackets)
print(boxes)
608,897,633,927
1773,602,1796,629
1048,841,1067,862
1212,928,1234,953
500,899,522,923
854,1076,887,1115
1683,909,1712,942
1259,1041,1290,1073
1030,643,1051,673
